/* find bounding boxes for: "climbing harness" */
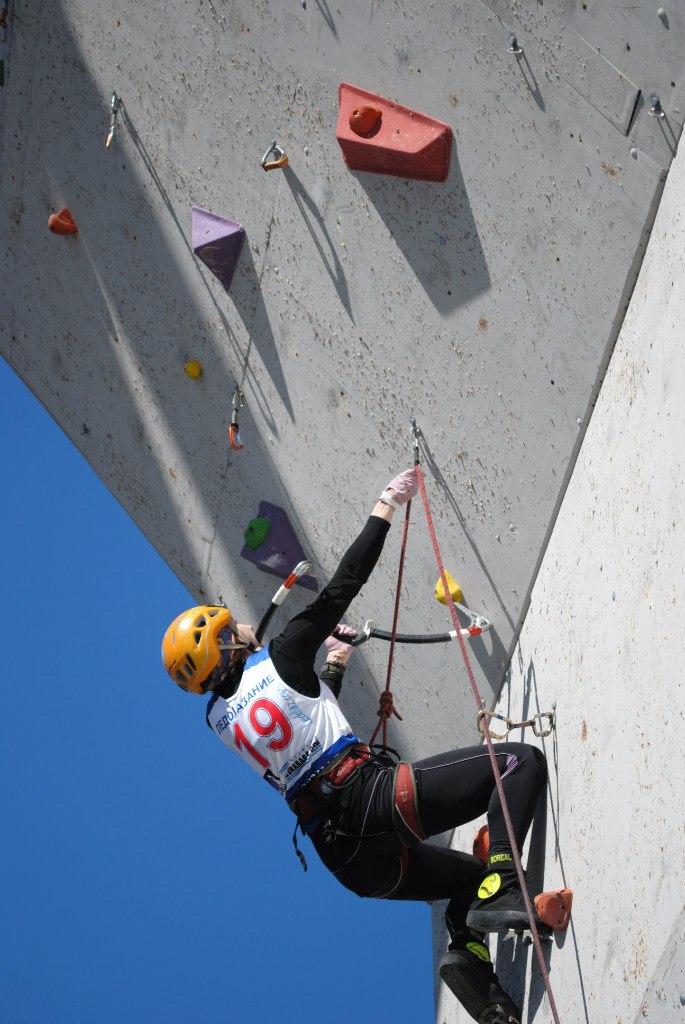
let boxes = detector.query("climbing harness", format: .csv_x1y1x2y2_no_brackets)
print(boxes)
477,708,555,742
289,743,378,871
229,384,245,451
391,760,426,846
106,91,122,148
261,139,289,171
411,417,562,1024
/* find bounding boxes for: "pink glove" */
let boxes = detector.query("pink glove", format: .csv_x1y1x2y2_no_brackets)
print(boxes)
380,467,419,509
324,623,357,654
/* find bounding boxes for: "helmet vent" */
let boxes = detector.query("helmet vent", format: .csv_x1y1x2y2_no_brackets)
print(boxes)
186,654,197,670
195,615,207,628
193,630,202,644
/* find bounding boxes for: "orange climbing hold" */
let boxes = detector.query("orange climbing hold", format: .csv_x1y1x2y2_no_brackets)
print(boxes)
473,824,489,865
349,105,382,135
48,208,79,235
534,889,573,930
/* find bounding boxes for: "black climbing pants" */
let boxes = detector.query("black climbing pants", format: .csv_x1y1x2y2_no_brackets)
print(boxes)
310,742,547,929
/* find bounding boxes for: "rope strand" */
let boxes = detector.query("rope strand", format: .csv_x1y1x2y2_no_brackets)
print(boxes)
415,462,562,1024
369,497,412,747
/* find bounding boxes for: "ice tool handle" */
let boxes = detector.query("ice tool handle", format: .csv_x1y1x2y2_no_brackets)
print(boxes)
255,560,314,644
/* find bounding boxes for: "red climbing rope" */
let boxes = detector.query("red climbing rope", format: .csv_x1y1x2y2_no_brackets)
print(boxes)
369,497,411,747
415,460,562,1024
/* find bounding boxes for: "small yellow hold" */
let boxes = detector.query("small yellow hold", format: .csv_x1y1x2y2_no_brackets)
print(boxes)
435,571,463,606
184,360,203,380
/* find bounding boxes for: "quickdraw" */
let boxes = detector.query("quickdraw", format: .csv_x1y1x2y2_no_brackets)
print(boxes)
229,384,245,451
261,139,289,171
477,708,556,742
106,91,122,148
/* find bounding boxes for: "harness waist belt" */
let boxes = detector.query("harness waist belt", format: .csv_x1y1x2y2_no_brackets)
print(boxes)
314,744,371,790
290,745,371,827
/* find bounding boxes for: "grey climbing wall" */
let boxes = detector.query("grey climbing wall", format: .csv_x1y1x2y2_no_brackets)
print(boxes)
1,0,683,834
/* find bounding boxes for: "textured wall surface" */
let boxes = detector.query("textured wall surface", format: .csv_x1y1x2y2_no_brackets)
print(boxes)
1,5,684,1017
2,1,682,761
438,116,685,1023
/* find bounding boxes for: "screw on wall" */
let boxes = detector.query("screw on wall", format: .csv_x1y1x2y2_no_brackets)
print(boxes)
106,91,122,148
507,34,523,55
261,139,289,170
648,94,665,118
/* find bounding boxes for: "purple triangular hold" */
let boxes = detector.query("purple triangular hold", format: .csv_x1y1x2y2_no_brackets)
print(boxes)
241,501,318,591
191,206,246,291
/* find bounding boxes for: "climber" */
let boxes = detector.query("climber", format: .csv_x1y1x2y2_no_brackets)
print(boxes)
161,468,547,1024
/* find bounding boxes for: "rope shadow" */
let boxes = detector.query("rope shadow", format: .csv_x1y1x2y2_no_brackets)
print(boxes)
122,103,290,432
282,164,353,321
513,51,545,111
416,423,516,635
518,657,592,1023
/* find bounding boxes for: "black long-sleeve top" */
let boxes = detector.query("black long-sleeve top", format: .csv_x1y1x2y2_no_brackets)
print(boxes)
268,515,390,697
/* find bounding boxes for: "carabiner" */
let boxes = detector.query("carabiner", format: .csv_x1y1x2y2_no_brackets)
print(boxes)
530,711,556,737
230,385,245,451
106,91,122,148
410,416,420,466
477,709,513,741
261,139,289,171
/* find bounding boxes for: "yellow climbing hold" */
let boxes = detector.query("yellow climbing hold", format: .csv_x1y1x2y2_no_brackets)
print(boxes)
435,571,463,606
184,360,203,379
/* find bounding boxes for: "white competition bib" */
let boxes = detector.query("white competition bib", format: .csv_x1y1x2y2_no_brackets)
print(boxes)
206,645,359,801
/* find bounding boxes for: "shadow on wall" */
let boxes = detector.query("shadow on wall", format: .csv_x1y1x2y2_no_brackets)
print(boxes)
351,145,490,315
282,164,353,323
495,660,592,1024
418,428,516,642
122,104,295,425
230,239,296,423
4,3,304,608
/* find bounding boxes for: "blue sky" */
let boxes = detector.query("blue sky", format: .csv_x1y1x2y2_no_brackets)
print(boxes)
1,358,434,1024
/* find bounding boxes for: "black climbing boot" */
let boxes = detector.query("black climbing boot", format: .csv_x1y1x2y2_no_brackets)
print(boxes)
439,934,520,1024
466,856,540,934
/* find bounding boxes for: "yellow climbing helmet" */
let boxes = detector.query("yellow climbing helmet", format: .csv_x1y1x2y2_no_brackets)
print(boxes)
161,605,233,694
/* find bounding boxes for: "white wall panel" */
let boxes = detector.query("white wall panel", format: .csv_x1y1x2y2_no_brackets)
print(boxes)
439,110,685,1023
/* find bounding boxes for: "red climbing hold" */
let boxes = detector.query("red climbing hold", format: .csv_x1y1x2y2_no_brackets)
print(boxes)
472,824,489,865
534,889,573,930
336,82,452,182
48,208,79,235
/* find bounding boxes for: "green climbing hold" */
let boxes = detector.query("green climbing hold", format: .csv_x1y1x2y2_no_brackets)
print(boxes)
244,516,271,551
